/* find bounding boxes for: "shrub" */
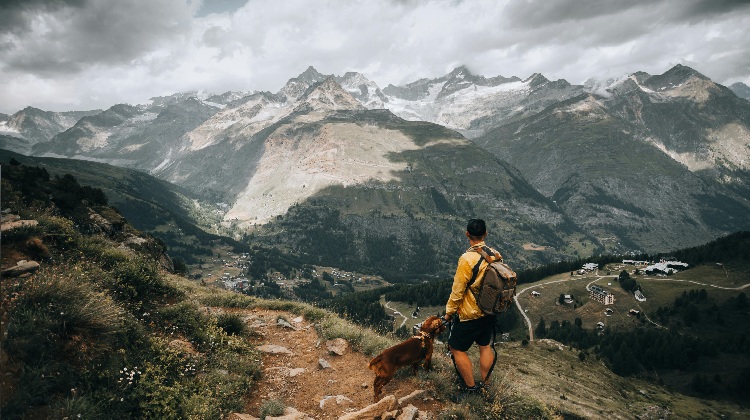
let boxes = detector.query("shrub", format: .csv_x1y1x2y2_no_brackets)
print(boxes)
1,267,128,418
216,313,246,336
259,399,285,419
104,256,183,312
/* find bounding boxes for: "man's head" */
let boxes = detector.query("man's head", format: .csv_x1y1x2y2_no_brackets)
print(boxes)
466,218,487,241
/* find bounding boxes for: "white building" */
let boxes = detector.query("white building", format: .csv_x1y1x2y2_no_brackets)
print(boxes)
590,285,616,305
634,290,646,302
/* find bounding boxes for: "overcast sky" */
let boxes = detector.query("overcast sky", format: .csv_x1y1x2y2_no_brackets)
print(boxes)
1,0,749,114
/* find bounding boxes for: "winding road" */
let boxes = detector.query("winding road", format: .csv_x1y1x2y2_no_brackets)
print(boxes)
384,300,408,329
514,270,750,341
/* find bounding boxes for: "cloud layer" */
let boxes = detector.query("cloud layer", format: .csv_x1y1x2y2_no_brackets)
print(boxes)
1,0,749,113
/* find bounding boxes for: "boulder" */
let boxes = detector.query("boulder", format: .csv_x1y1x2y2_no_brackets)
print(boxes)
326,338,348,356
1,260,40,278
277,318,297,330
398,389,428,406
318,358,333,370
397,405,419,420
257,344,294,355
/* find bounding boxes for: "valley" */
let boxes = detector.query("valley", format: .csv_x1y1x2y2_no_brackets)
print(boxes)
3,61,750,418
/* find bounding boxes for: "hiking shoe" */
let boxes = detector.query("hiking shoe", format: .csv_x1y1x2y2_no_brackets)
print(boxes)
450,384,482,403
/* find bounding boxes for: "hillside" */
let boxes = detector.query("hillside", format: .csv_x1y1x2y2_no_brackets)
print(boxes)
4,163,750,419
0,150,241,265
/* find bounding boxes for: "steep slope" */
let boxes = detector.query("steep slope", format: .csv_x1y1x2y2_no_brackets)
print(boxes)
606,65,750,197
0,107,101,154
154,76,594,278
32,97,220,172
0,149,238,264
729,82,750,101
474,86,750,253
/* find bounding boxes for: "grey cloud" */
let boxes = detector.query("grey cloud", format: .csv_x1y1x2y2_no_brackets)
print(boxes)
680,0,750,21
504,0,654,27
1,0,193,75
0,0,87,34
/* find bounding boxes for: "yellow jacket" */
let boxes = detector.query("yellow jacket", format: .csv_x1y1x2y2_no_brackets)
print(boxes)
445,242,502,322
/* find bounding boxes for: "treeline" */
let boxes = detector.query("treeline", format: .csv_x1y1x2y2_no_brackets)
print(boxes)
245,245,311,280
2,160,108,218
322,290,392,334
536,287,750,399
515,254,628,285
536,317,720,375
665,231,750,265
384,280,453,307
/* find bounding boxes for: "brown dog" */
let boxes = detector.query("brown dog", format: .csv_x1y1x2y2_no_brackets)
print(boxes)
367,315,446,402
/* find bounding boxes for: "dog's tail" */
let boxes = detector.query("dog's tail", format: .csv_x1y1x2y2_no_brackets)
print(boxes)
368,354,383,372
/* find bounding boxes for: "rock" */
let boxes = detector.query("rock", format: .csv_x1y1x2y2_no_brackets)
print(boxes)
1,260,40,278
257,345,294,355
382,410,398,419
398,390,428,406
293,316,304,323
0,219,38,232
277,318,297,330
326,338,348,356
338,395,397,420
288,368,305,377
319,395,354,411
318,358,333,369
0,214,20,223
87,209,114,235
266,407,313,420
397,405,419,420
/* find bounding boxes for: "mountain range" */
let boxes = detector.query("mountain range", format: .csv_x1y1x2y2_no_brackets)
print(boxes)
2,64,749,278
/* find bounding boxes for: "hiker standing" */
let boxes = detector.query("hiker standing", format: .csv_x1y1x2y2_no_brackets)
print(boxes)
443,218,502,401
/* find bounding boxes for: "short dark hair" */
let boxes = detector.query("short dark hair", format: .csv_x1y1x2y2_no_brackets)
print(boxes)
467,218,486,238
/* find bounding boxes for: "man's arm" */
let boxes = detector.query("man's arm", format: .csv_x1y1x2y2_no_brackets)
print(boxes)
444,256,473,321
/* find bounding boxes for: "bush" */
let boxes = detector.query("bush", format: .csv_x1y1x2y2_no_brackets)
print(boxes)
216,312,246,336
1,267,128,417
259,399,285,419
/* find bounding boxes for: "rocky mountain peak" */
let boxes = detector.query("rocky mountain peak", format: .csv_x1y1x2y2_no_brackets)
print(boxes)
729,82,750,100
335,72,387,108
524,73,550,88
641,64,709,92
279,66,331,102
447,65,473,79
298,65,326,83
296,77,365,112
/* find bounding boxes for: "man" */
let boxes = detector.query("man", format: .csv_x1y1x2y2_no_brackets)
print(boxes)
443,218,502,401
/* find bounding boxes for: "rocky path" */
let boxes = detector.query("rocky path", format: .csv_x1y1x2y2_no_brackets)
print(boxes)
230,308,447,419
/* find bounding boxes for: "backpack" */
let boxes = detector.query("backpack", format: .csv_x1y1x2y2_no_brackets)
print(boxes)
466,246,518,315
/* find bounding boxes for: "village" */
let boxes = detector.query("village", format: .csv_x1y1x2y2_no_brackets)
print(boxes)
522,258,691,334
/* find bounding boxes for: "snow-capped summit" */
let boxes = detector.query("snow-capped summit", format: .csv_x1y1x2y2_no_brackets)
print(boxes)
335,72,388,108
378,67,582,137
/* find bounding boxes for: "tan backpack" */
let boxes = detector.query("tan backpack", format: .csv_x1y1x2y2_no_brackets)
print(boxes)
466,246,518,315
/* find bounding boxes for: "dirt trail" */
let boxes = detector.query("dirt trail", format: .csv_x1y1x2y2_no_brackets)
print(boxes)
238,308,447,419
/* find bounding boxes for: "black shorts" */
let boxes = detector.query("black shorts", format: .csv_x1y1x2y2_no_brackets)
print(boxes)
448,315,494,352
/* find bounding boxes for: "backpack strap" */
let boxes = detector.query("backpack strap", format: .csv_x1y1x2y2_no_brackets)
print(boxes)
477,246,503,263
465,257,484,290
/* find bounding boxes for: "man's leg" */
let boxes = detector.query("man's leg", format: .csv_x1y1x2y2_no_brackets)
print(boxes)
449,346,476,388
478,344,494,383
